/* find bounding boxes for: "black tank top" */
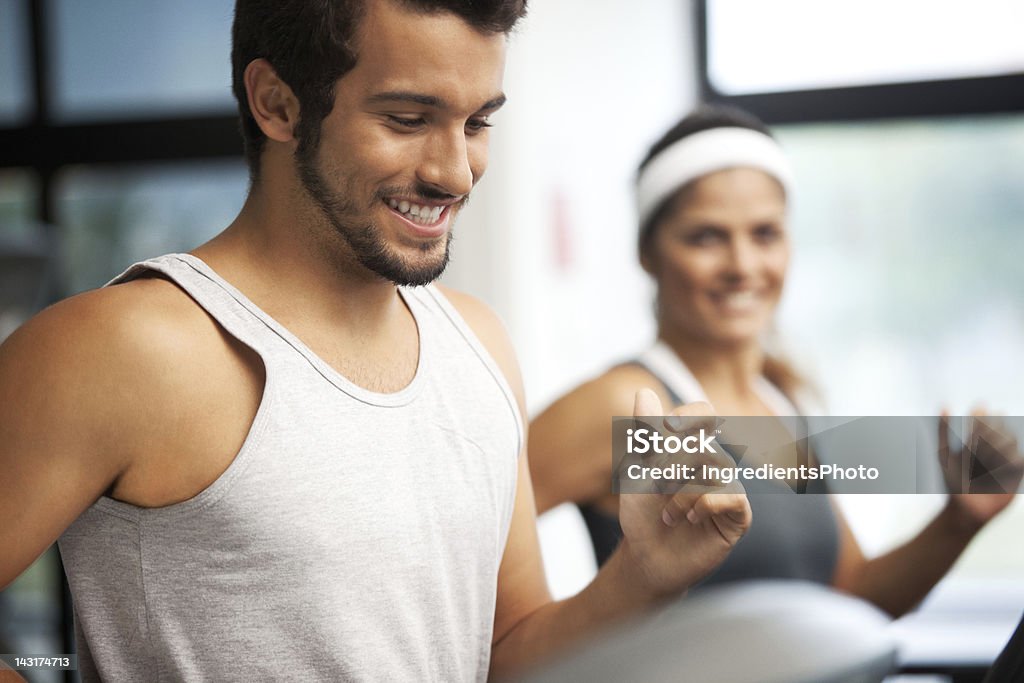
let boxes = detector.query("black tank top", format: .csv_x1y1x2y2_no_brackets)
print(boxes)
580,359,839,588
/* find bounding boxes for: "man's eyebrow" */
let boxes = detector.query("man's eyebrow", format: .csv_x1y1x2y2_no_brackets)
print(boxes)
366,91,507,113
368,91,444,107
478,94,507,112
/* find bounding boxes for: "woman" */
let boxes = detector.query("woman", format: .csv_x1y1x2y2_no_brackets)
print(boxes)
528,104,1021,617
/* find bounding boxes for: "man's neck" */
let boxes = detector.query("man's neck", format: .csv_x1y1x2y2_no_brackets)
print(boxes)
193,185,407,343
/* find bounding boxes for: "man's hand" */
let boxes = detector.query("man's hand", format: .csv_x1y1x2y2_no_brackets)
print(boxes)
939,411,1024,530
617,389,751,597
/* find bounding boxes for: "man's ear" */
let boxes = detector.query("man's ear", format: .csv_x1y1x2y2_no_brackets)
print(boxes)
244,58,300,143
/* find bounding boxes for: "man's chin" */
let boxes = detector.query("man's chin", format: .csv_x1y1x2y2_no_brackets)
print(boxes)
364,246,450,287
386,266,448,288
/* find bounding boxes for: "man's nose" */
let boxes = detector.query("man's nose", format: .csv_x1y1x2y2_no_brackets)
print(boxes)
417,129,474,198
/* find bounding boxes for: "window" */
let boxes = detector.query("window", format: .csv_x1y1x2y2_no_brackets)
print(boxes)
776,114,1024,418
698,0,1024,122
48,0,236,122
0,170,38,241
56,161,248,294
705,0,1024,95
0,0,32,126
774,113,1024,593
0,549,65,683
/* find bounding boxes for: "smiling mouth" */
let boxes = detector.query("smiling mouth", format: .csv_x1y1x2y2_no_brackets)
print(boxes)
385,198,447,226
709,290,767,314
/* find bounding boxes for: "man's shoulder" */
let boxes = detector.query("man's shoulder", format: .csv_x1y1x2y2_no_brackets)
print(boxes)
434,284,501,330
1,276,225,412
0,276,239,497
433,284,508,350
434,284,525,409
9,276,211,362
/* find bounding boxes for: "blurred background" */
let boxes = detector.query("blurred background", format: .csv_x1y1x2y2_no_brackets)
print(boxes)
1,1,1022,681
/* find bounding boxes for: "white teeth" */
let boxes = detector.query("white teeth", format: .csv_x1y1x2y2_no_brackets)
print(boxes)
717,291,759,310
386,198,446,226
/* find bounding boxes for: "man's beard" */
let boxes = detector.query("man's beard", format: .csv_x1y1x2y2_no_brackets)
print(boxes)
295,143,454,287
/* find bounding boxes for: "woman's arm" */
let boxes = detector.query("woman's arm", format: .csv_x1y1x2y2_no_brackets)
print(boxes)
831,416,1022,617
830,497,987,618
528,366,673,513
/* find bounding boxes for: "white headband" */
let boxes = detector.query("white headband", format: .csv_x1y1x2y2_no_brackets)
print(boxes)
636,127,793,229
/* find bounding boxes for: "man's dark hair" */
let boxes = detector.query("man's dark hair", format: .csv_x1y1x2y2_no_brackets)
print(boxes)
636,103,774,252
232,0,528,180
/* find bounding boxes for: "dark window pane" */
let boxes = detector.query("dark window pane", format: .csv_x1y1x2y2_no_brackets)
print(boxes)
0,169,38,241
48,0,235,122
0,0,33,126
0,548,64,683
0,170,44,341
55,160,248,294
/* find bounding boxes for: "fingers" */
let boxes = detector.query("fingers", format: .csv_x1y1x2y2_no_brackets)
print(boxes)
938,410,950,469
943,409,1023,494
632,392,716,434
661,490,702,528
667,400,715,420
973,418,1017,456
667,403,735,470
937,411,967,492
970,417,1022,491
663,401,717,441
631,390,667,467
966,415,1018,468
633,388,664,419
661,487,752,544
691,491,752,537
965,408,991,459
630,389,666,461
661,477,749,523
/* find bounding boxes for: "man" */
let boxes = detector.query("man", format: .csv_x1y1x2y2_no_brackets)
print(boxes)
0,1,751,680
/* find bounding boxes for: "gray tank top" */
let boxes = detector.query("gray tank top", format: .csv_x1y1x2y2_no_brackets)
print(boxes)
58,254,523,682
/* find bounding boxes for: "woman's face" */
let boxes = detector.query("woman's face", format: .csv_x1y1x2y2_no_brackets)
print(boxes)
645,166,789,346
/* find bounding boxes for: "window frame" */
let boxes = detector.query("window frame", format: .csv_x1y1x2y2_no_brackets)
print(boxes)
694,0,1024,124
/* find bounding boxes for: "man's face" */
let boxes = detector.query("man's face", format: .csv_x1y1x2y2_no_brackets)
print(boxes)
295,0,508,286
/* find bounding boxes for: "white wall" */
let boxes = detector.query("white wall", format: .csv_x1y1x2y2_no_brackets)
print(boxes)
443,0,698,415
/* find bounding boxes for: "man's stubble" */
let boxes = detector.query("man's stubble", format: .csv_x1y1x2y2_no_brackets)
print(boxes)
293,139,454,287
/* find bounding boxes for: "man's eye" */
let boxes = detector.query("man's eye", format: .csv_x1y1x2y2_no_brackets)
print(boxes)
467,117,493,132
387,116,425,128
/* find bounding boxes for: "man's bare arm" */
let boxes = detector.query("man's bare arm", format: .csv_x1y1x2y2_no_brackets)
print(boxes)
0,277,258,589
0,289,139,589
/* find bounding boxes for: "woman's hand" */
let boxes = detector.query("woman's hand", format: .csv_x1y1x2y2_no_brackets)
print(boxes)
939,411,1024,530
